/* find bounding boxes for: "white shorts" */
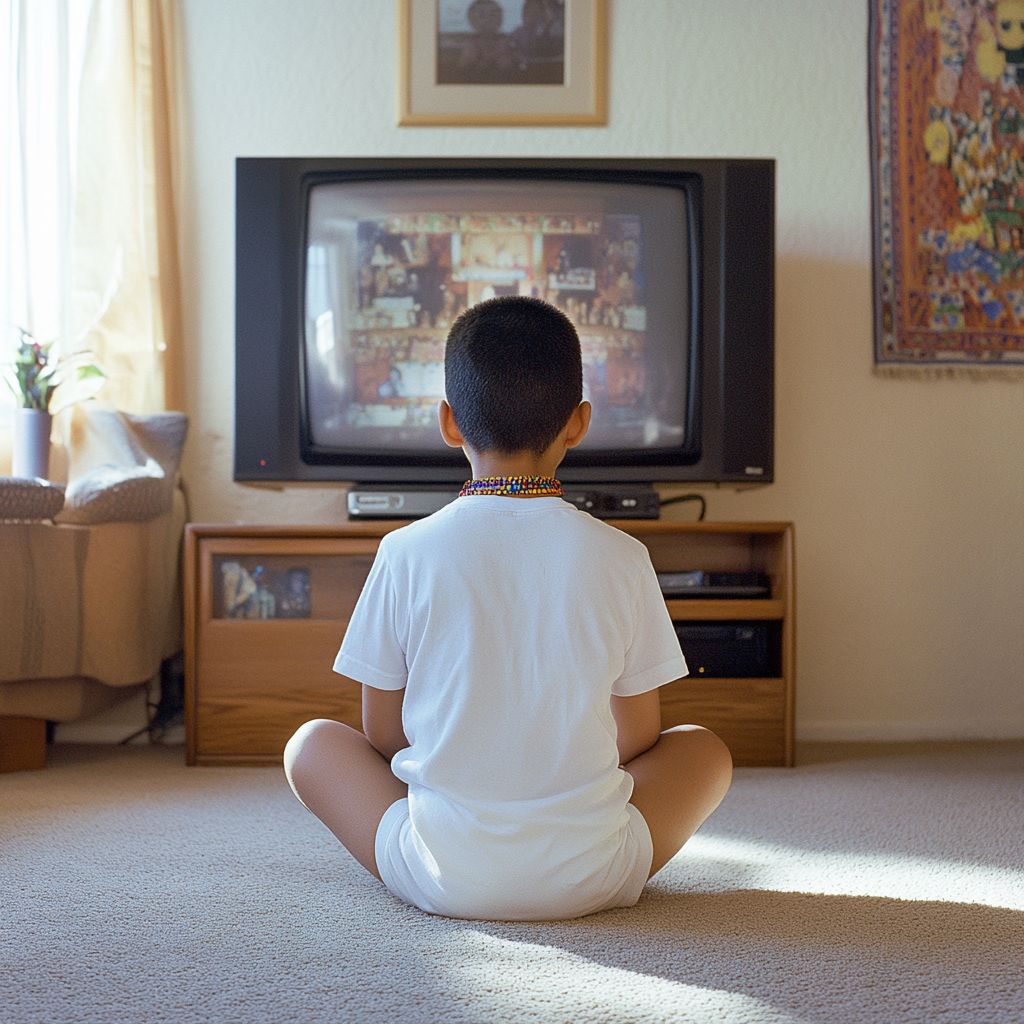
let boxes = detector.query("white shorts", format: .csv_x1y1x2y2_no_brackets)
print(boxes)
374,798,654,921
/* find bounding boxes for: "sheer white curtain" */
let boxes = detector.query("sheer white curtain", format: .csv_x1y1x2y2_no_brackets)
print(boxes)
1,0,181,432
1,0,92,430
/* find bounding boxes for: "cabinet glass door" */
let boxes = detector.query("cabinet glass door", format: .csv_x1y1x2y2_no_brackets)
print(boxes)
210,553,375,621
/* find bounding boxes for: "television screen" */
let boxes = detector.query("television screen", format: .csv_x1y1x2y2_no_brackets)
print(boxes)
302,179,693,456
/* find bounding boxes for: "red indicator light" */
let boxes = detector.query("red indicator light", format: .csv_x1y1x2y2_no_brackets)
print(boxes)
260,460,266,466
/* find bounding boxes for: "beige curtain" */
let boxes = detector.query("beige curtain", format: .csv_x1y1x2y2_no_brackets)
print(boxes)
72,0,183,414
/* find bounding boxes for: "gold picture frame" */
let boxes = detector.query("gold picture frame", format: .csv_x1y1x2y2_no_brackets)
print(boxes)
398,0,607,126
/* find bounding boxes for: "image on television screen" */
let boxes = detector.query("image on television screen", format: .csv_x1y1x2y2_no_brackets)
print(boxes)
303,179,690,453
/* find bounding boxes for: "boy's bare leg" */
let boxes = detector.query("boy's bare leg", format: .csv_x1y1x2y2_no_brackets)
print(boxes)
283,719,408,880
623,725,733,878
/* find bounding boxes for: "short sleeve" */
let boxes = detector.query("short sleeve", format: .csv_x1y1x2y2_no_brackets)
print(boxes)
333,547,408,690
612,554,689,697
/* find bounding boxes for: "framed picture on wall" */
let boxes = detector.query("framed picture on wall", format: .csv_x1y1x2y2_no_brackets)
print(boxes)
397,0,607,126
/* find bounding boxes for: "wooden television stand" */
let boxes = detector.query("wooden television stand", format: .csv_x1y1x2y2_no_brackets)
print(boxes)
185,520,794,767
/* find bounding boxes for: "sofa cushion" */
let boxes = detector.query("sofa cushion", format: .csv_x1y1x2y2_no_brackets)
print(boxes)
0,477,66,521
57,407,188,525
1,488,187,688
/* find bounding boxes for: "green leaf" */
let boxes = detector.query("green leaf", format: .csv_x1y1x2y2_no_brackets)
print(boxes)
5,332,105,412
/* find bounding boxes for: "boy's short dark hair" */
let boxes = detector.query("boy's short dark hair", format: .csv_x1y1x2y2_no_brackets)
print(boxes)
444,296,583,456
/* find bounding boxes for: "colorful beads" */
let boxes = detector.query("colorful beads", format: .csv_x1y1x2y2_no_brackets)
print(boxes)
459,475,563,498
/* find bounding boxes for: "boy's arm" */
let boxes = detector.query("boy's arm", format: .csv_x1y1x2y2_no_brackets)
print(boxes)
361,682,409,761
610,689,663,766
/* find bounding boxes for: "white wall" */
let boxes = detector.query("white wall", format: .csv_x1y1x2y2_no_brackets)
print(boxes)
174,0,1024,741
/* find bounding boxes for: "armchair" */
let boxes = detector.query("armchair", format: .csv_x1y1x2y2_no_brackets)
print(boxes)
0,407,188,770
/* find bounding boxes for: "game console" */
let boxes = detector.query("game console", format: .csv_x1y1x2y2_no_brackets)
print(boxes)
657,571,770,598
673,621,779,678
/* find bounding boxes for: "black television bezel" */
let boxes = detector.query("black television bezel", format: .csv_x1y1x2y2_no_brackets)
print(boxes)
296,165,703,472
235,157,774,486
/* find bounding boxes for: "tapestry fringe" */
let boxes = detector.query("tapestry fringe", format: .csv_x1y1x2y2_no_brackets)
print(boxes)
873,364,1024,381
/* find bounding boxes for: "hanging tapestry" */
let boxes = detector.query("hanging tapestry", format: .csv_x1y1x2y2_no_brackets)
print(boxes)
871,0,1024,371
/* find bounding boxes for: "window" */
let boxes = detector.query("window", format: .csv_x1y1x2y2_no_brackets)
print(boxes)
1,0,93,429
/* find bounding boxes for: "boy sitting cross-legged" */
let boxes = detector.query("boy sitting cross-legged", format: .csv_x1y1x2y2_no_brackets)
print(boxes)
284,295,732,921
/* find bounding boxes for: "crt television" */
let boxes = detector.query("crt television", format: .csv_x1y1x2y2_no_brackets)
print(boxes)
235,158,774,486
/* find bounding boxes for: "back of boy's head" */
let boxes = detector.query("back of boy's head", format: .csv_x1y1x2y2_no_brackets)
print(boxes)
444,296,582,456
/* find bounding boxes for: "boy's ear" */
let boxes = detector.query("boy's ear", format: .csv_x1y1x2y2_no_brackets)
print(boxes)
438,400,466,449
563,401,592,450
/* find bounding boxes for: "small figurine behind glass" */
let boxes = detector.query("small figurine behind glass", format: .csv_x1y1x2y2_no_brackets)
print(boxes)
277,567,312,618
221,561,277,619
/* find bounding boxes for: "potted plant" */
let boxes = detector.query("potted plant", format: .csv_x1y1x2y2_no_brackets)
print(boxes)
5,329,105,480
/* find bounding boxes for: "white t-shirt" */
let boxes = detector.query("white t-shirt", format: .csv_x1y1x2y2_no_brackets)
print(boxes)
334,495,688,918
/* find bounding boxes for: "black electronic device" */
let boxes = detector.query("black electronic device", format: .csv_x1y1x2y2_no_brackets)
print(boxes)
658,571,770,598
235,158,774,492
673,621,780,677
346,483,659,520
563,484,660,519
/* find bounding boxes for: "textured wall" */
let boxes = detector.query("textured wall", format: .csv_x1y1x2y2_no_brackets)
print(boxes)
175,0,1024,740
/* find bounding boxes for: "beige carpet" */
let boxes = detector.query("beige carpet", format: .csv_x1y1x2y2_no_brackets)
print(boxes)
2,741,1021,1024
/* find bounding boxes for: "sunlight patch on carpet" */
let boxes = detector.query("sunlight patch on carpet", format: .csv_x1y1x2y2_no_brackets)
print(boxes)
680,835,1024,910
448,930,807,1024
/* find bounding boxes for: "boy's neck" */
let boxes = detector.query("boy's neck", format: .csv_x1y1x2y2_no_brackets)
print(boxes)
440,401,591,494
466,450,561,486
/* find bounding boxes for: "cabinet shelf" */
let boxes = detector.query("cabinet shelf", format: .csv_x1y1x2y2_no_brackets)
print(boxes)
663,598,785,621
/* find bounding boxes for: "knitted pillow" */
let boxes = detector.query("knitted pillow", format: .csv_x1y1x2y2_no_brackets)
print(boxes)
56,407,188,525
0,477,66,521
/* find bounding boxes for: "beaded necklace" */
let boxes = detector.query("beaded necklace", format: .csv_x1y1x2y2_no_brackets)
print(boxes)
459,475,563,498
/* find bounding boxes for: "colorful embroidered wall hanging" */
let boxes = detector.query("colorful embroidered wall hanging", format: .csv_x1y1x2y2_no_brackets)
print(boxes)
871,0,1024,371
